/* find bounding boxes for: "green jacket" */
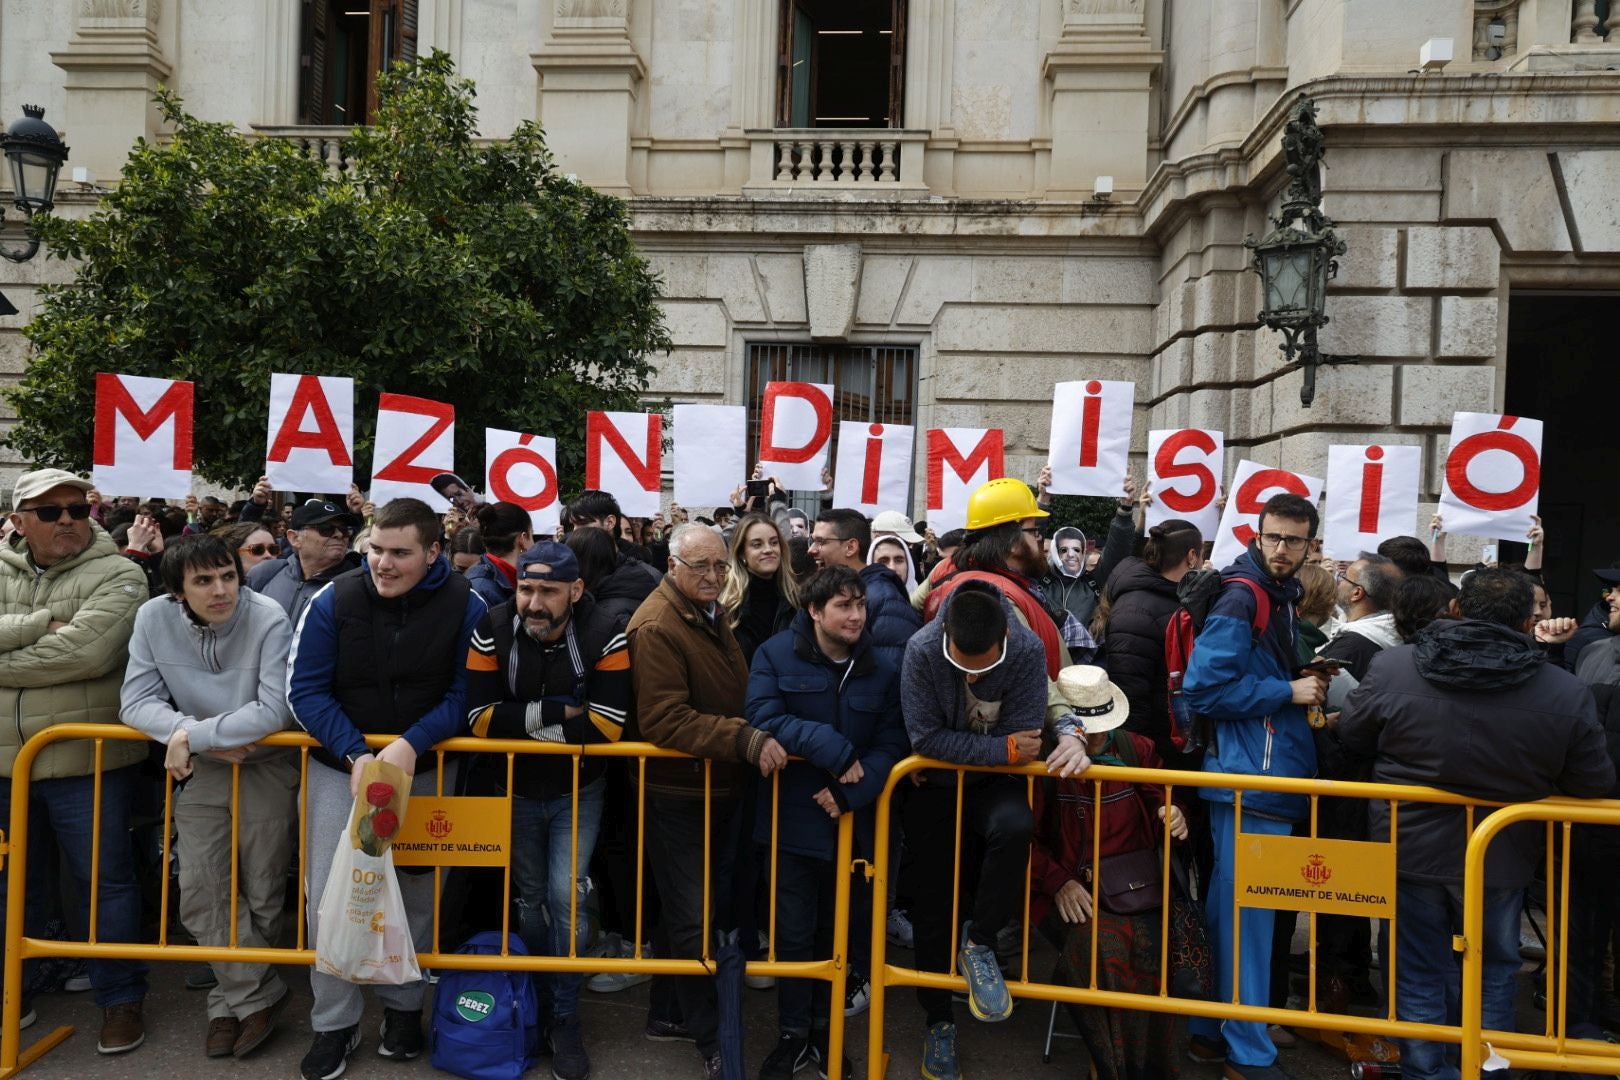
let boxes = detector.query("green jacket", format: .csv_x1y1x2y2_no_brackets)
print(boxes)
0,526,148,779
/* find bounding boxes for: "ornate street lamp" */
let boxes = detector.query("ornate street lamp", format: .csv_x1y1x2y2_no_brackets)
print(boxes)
0,105,71,264
1247,94,1355,408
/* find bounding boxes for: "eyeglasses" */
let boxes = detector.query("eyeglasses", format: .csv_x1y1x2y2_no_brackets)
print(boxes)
238,543,275,557
1338,572,1364,591
1020,527,1044,539
671,554,729,580
941,632,1007,676
307,522,352,539
807,535,846,549
15,503,92,523
1258,533,1310,551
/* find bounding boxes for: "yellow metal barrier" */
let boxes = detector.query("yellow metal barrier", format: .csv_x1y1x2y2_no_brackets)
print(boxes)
0,724,854,1078
864,754,1620,1080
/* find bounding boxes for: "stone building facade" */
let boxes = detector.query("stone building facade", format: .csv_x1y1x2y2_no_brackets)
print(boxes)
0,0,1617,604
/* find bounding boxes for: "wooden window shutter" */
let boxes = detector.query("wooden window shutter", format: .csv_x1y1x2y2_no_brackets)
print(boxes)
888,0,907,128
776,0,795,128
398,0,419,64
300,0,332,125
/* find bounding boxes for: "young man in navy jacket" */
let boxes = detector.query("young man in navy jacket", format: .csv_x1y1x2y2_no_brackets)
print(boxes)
287,497,485,1080
746,565,908,1079
1183,493,1331,1080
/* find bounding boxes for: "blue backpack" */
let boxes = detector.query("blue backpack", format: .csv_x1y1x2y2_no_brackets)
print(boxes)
430,931,543,1080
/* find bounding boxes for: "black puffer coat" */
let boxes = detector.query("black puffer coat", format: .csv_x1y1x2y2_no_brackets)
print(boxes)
1338,619,1613,889
1101,557,1182,761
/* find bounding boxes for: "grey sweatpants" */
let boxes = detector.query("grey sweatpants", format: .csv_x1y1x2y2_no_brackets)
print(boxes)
304,759,451,1033
176,753,298,1020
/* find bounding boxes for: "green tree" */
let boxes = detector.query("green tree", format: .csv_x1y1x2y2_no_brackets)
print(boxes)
9,51,670,490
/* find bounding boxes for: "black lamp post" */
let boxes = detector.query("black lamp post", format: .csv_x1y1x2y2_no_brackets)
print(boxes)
0,105,71,264
1247,94,1355,408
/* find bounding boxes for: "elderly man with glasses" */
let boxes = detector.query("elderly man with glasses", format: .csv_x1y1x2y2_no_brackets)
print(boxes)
245,499,363,625
896,578,1090,1080
0,468,152,1053
624,522,788,1079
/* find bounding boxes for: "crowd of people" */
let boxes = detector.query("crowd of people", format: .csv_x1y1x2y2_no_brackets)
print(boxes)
0,459,1616,1080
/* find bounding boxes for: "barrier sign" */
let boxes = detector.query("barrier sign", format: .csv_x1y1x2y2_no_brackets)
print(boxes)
1235,834,1394,918
390,797,511,867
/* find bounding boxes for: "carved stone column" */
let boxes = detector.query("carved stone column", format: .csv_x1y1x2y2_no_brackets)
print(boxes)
50,0,173,184
1041,0,1161,198
532,0,645,195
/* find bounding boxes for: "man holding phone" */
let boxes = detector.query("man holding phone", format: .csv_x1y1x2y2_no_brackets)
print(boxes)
1182,493,1330,1080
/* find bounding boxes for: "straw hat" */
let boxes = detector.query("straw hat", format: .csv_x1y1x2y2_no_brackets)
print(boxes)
1054,665,1130,735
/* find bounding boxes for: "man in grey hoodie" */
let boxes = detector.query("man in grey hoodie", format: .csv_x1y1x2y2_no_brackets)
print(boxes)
120,534,297,1060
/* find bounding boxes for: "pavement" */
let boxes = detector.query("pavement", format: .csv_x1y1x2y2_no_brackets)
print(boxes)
11,932,1378,1080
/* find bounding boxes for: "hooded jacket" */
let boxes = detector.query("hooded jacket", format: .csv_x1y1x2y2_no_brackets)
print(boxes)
901,583,1049,772
1337,619,1614,887
1100,556,1183,759
1321,610,1402,682
0,526,149,779
246,548,364,628
464,553,516,610
1039,511,1134,627
745,611,908,860
858,556,923,673
922,558,1068,679
1182,544,1313,820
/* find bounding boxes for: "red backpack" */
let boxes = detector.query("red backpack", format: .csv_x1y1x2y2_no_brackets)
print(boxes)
1163,572,1272,752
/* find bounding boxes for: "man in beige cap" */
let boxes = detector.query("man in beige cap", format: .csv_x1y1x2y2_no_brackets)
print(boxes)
0,468,151,1052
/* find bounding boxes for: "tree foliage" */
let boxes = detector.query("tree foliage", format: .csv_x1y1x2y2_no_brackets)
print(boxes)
9,51,670,490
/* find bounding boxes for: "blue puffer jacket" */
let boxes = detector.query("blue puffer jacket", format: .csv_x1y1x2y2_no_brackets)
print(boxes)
1183,544,1314,821
858,562,923,672
463,554,514,610
745,611,909,861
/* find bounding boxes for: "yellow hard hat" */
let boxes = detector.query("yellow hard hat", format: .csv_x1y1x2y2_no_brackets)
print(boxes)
964,477,1049,531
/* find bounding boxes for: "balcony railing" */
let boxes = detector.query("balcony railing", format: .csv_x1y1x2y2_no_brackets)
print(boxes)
252,126,358,179
1472,0,1619,62
744,128,930,198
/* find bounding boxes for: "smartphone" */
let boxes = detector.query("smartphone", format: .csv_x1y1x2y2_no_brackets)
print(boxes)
1481,544,1498,565
1301,658,1343,675
746,479,770,501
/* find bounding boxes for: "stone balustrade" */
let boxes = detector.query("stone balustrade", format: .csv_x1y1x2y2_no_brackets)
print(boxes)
252,127,357,179
1571,0,1620,42
744,129,930,198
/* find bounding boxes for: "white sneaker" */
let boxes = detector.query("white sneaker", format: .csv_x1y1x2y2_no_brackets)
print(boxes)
20,1006,35,1030
844,973,870,1017
745,971,776,990
887,908,915,950
586,937,654,993
64,974,92,993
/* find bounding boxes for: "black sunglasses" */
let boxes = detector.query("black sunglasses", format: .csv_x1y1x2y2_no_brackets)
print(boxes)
307,522,353,538
17,503,92,523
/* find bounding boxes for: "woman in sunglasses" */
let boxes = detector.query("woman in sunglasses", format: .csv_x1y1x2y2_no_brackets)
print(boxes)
214,522,280,575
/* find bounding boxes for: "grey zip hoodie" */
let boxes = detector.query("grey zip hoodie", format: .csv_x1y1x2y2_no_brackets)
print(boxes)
120,589,294,753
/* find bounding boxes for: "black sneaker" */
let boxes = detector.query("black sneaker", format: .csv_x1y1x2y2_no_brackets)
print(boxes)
1188,1034,1228,1065
550,1014,590,1080
299,1026,360,1080
377,1007,424,1060
759,1033,811,1079
644,1017,695,1042
810,1037,852,1080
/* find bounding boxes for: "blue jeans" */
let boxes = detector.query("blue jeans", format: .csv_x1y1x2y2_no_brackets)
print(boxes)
1394,881,1519,1080
1189,801,1290,1068
0,767,149,1007
510,778,606,1020
773,850,836,1037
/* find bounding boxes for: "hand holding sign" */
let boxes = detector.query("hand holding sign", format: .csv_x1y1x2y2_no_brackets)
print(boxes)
758,382,834,490
1047,380,1135,497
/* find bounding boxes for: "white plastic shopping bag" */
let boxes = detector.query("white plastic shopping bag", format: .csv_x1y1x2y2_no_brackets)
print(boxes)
313,760,421,985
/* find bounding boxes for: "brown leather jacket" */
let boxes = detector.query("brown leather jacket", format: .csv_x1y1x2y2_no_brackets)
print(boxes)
626,575,769,799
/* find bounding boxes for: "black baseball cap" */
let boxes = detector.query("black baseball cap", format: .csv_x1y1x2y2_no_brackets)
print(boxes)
290,498,360,531
1593,563,1620,585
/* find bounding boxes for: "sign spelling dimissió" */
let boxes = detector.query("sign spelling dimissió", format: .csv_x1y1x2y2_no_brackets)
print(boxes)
389,797,511,867
1234,833,1394,918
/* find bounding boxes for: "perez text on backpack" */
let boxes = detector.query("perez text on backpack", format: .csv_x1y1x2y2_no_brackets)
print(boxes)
430,931,543,1080
1163,570,1272,752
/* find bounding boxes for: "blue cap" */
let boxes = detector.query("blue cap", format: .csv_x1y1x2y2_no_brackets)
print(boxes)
516,540,579,583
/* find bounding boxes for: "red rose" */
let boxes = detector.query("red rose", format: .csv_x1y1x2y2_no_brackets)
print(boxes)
366,782,395,808
371,809,399,839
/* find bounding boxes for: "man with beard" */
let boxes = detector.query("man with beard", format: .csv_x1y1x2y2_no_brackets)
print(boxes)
1181,493,1332,1080
246,499,362,626
465,540,631,1080
1564,563,1620,672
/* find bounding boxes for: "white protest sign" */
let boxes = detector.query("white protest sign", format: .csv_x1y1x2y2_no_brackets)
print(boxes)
672,404,746,511
832,421,914,517
264,373,354,493
370,393,456,510
1209,459,1325,568
924,428,1004,533
1438,412,1543,541
585,411,662,519
92,373,195,499
485,428,560,536
758,381,834,490
1047,379,1135,497
1146,428,1224,538
1323,444,1422,561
